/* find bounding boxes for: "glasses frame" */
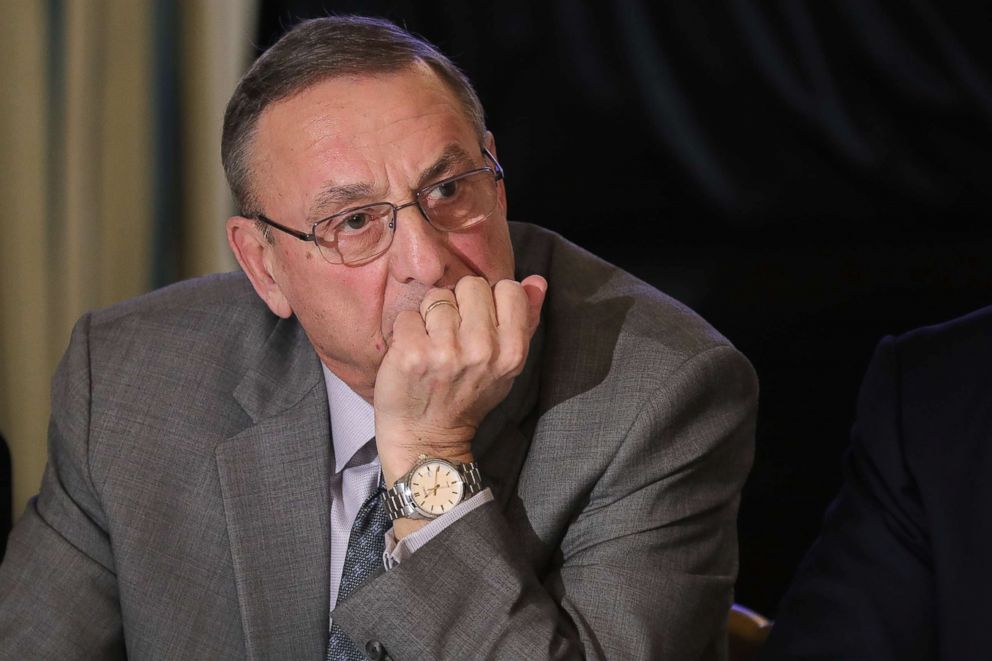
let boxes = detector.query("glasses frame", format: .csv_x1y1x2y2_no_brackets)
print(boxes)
253,146,504,265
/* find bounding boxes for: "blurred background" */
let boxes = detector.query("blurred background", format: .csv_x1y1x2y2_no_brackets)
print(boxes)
2,0,991,618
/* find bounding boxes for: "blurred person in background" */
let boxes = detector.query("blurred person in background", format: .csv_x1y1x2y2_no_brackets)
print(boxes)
762,305,992,660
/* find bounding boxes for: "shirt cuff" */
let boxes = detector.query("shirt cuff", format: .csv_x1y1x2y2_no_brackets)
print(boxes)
383,487,493,569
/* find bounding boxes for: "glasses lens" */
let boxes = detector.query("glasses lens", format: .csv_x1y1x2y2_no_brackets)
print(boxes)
420,170,498,231
315,204,394,265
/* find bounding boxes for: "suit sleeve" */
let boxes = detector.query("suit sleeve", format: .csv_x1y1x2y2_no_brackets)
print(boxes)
0,314,126,659
333,344,758,660
760,337,937,661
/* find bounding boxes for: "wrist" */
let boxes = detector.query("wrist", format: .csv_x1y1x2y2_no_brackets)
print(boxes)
374,425,475,486
381,455,483,525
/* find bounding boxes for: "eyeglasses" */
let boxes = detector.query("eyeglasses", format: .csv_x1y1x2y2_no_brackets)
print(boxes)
254,147,504,266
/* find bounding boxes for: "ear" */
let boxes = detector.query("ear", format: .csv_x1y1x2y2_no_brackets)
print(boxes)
226,216,293,319
484,130,507,213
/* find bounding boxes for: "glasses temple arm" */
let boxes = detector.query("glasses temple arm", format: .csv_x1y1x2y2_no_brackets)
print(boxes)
254,214,316,242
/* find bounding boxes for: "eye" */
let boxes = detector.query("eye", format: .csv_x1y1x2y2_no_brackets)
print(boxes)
328,208,382,235
341,212,372,231
435,180,459,198
425,178,462,204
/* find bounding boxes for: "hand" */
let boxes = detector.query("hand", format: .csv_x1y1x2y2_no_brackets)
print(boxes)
373,274,547,492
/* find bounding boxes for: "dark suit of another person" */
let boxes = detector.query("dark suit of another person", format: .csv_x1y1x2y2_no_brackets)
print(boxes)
761,305,992,660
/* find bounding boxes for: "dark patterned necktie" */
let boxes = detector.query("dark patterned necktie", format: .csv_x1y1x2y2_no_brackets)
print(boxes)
326,472,389,661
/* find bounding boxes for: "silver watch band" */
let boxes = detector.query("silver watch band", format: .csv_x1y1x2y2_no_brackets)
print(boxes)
382,460,483,521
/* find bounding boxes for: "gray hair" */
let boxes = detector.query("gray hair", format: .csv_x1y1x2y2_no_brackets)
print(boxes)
221,15,487,216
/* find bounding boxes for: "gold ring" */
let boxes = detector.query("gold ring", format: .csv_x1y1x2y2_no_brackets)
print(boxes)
423,299,458,319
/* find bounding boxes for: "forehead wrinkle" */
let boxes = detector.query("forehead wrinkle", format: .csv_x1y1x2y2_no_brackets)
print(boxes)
305,143,480,222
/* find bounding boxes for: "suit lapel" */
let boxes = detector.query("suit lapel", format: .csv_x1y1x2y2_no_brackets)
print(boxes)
215,318,331,659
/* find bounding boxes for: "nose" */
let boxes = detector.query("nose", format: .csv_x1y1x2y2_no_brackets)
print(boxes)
386,202,448,286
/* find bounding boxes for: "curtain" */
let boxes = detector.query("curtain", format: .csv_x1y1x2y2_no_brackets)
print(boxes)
0,0,256,526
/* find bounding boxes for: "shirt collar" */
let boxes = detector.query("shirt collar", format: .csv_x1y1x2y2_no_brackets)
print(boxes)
321,363,376,473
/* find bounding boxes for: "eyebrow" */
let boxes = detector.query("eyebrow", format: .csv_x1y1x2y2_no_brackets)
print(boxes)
413,144,477,190
307,182,379,223
306,144,480,222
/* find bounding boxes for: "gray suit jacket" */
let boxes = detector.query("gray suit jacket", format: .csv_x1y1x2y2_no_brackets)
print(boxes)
0,223,756,660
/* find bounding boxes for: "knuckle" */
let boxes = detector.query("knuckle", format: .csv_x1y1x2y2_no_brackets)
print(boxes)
432,346,457,371
399,347,426,373
463,339,494,366
503,352,527,376
503,343,526,369
499,342,527,374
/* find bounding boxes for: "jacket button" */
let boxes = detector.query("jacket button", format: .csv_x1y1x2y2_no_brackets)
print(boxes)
365,640,386,660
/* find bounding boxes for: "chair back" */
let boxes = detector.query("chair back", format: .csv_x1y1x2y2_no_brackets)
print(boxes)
728,603,772,661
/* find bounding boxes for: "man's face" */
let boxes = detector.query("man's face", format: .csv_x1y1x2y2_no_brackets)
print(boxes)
243,64,515,400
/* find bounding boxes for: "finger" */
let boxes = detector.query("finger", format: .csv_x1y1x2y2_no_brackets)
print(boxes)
492,279,533,374
453,276,498,333
420,288,460,338
391,309,429,346
492,279,527,329
520,274,548,332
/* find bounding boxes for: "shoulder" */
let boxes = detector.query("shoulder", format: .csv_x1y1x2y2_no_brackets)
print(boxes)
53,272,319,491
510,222,756,436
858,305,992,491
511,221,751,386
80,272,279,368
890,304,992,382
60,271,296,439
867,305,992,423
88,271,268,335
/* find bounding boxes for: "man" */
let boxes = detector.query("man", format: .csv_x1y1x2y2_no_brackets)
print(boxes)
0,16,756,660
761,305,992,660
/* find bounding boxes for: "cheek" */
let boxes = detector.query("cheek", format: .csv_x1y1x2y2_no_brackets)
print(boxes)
278,256,389,351
456,223,515,281
317,273,387,335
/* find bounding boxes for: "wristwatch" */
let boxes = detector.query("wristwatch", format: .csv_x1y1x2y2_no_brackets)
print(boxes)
382,454,483,521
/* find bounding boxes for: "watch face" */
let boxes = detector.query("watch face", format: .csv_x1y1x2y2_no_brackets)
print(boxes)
409,460,465,517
